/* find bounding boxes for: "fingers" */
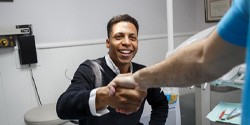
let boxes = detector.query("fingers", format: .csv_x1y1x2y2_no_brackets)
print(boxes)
117,73,132,76
107,73,146,114
114,102,141,114
110,87,147,114
107,74,136,95
113,75,136,89
108,85,116,96
116,108,133,115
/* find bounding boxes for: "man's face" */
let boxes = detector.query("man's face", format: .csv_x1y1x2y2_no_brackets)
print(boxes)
106,22,138,67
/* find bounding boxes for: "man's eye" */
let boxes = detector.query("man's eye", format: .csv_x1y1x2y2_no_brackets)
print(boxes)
130,36,137,41
115,36,122,39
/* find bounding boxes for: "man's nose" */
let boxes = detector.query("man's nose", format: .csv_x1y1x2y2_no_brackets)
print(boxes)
122,37,131,45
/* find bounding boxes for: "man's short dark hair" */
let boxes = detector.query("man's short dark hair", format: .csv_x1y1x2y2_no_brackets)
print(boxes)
107,14,139,38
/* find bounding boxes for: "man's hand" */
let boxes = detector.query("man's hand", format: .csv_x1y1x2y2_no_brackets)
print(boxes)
109,87,147,114
108,73,148,95
96,85,147,114
107,74,148,114
108,73,137,93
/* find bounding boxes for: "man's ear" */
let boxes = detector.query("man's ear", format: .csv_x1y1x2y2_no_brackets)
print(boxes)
106,39,110,48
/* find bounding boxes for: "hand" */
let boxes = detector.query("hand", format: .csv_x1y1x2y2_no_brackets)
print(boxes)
108,73,138,95
108,87,147,114
107,74,147,114
108,73,147,95
96,85,147,114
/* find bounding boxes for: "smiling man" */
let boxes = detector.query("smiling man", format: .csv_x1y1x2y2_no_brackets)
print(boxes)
56,14,168,125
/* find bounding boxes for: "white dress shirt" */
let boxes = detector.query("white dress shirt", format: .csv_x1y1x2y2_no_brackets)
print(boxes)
89,54,133,116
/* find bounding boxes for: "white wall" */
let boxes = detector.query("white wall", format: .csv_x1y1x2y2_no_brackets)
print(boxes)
0,0,216,125
195,0,217,31
0,0,167,43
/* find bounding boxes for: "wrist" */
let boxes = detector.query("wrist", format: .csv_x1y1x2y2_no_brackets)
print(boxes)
133,71,148,89
96,87,110,110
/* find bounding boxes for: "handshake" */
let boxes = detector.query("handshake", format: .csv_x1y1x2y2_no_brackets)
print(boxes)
99,73,149,114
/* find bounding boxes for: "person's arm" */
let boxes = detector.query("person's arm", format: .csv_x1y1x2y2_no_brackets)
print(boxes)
132,29,245,89
108,30,245,114
56,64,97,119
147,88,168,125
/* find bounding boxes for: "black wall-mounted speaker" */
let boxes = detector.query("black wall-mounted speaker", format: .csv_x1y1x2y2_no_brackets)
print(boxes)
17,35,38,65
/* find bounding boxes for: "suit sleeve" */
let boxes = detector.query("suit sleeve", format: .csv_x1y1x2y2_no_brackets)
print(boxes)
147,88,169,125
56,63,96,119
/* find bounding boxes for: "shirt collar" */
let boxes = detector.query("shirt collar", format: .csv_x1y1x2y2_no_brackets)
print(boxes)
105,54,133,74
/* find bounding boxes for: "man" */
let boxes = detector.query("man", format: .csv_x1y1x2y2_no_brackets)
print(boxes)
109,0,250,124
56,14,168,125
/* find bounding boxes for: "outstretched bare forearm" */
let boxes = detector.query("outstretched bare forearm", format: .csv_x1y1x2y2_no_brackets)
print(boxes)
133,30,245,88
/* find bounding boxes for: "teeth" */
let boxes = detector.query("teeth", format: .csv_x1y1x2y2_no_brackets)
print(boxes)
120,50,131,54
